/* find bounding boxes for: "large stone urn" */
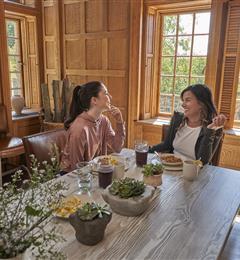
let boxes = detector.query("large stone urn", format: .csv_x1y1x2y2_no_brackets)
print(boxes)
11,95,24,115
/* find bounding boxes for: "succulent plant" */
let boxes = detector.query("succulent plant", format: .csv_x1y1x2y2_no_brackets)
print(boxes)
142,163,164,177
76,202,111,221
109,177,145,199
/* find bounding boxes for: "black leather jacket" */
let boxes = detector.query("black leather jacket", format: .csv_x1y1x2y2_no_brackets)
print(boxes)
149,111,223,165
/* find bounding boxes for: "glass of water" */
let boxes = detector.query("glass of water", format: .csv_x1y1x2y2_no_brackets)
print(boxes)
75,162,92,195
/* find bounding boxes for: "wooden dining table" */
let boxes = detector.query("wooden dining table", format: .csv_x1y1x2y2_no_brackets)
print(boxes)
53,149,240,260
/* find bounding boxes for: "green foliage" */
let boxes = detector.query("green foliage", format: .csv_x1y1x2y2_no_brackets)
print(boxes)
160,15,208,111
7,22,15,49
0,148,68,259
142,163,164,177
109,178,145,199
76,203,111,221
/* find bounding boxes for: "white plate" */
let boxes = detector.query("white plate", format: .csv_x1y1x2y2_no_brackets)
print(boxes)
159,153,183,166
163,165,183,171
92,155,129,171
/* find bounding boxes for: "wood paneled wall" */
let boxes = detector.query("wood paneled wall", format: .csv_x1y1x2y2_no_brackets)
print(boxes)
61,0,130,123
42,0,61,108
42,0,130,124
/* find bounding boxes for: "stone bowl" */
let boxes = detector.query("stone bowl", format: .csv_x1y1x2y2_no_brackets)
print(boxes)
102,185,155,217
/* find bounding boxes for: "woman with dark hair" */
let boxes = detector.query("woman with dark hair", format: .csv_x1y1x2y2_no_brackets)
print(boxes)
61,81,125,172
149,84,226,165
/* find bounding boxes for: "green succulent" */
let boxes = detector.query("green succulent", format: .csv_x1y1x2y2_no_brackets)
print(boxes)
109,177,145,199
142,163,164,177
77,202,111,221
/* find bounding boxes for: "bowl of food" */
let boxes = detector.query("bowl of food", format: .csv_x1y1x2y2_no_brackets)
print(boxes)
102,177,155,216
160,153,183,166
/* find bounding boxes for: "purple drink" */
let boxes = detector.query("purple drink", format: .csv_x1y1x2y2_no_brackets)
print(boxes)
98,165,114,189
135,150,148,167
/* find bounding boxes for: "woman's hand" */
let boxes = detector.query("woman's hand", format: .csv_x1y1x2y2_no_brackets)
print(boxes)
207,114,227,129
108,105,123,123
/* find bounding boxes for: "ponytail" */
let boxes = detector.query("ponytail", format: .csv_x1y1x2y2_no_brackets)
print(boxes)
64,81,103,129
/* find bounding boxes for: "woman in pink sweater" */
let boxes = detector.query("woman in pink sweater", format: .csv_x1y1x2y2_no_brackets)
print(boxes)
61,81,125,172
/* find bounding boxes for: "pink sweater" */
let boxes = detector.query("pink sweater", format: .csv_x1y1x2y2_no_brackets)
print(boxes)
61,112,125,172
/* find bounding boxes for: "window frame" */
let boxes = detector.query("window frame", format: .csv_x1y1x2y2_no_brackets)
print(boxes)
6,17,25,98
156,8,211,117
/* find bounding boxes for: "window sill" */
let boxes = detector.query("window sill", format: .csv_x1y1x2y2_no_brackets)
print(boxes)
136,118,240,137
12,108,41,121
136,117,170,126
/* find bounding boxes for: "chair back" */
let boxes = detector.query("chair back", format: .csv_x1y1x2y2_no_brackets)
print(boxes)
210,132,224,166
161,124,170,142
0,105,8,136
23,128,67,169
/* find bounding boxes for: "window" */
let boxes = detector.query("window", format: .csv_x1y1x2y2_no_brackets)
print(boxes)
6,19,24,97
5,13,40,109
159,11,211,114
234,72,240,126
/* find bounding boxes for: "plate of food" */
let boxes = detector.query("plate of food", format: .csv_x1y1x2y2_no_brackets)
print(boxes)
53,195,82,219
159,153,183,166
93,155,129,171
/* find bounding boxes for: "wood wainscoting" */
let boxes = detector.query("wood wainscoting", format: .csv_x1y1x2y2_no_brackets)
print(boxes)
134,121,240,170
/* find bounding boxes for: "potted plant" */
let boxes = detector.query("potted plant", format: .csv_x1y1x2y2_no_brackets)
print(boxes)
69,202,112,246
102,177,155,216
0,153,68,259
142,163,164,187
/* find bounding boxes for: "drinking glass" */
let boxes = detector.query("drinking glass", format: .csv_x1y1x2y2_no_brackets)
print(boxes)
134,140,149,167
75,162,92,194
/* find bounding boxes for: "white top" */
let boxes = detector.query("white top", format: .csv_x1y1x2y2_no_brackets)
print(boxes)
173,123,202,160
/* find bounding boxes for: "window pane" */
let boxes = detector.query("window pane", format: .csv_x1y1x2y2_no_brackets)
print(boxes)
160,76,174,113
162,37,176,56
5,0,35,8
174,95,182,111
7,38,20,55
161,57,174,75
160,76,174,93
175,77,188,95
160,94,173,113
163,15,177,36
195,12,211,34
193,35,209,55
190,77,205,85
177,36,191,56
176,57,190,76
191,57,207,76
9,56,22,72
10,73,22,92
6,20,19,37
178,14,193,35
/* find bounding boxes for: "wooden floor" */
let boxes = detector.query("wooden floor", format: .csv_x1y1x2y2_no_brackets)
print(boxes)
220,217,240,260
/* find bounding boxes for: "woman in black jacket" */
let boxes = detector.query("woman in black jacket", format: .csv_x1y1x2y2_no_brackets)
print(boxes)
149,84,226,165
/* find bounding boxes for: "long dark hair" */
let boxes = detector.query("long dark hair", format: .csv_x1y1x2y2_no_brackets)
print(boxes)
180,84,217,126
64,81,103,129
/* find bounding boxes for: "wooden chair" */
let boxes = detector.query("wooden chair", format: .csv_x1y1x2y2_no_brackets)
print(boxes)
22,128,67,170
161,124,223,166
0,105,25,186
